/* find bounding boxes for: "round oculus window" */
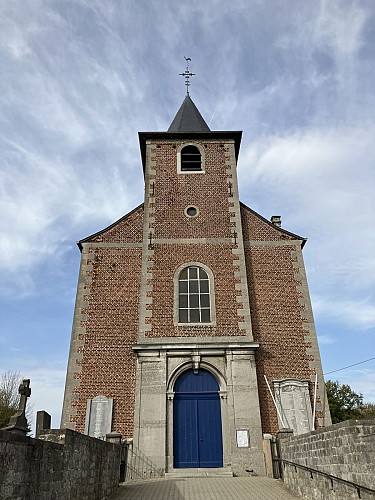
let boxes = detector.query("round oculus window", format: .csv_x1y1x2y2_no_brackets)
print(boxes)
185,206,198,218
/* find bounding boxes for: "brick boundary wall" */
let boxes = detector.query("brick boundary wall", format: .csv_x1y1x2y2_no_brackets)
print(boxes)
278,420,375,499
0,429,120,500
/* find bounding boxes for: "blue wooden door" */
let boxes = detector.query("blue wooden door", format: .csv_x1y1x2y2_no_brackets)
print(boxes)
173,369,223,468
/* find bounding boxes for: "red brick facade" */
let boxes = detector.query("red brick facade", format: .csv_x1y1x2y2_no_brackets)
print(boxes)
62,207,144,438
61,105,330,450
151,142,233,240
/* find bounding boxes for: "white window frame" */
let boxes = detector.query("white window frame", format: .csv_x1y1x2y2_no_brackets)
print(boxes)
177,143,205,174
174,262,216,326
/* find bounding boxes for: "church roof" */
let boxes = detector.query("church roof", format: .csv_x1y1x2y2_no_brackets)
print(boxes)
168,95,211,132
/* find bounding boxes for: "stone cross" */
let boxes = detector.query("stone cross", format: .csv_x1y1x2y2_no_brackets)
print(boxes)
18,379,31,412
179,57,195,96
1,378,31,434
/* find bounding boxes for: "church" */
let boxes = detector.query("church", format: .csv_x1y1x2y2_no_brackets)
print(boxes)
61,72,331,476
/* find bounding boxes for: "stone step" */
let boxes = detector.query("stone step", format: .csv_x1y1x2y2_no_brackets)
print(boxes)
165,467,233,478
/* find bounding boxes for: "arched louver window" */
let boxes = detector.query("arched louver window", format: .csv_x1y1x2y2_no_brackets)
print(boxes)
180,145,202,171
178,266,211,323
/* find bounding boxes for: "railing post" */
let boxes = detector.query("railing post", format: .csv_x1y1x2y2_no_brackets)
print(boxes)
106,432,122,482
262,433,275,478
276,428,294,480
115,439,164,482
120,441,128,482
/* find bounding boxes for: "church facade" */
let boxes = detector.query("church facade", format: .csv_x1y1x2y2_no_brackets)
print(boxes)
61,93,331,476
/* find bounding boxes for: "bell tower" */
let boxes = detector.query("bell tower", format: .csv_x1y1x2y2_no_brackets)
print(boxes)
134,85,265,474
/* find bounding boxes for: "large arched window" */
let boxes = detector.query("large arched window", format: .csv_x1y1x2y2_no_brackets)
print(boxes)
178,266,211,323
180,145,202,171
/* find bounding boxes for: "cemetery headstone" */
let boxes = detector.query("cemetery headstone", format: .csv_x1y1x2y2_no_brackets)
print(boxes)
36,410,51,438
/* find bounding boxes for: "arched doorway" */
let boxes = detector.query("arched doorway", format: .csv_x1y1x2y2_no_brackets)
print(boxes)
173,368,223,468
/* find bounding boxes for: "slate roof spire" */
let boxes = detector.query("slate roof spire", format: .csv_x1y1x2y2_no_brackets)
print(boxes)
168,94,211,132
168,57,211,132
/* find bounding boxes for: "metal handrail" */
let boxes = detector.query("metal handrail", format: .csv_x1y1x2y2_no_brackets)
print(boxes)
281,459,375,498
120,441,164,482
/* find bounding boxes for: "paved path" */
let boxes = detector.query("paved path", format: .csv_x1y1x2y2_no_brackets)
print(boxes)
109,477,300,499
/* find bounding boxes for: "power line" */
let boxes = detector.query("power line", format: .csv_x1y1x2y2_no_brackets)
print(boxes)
324,357,375,376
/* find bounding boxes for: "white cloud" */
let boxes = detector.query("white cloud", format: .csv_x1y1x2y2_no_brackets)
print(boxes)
314,297,375,331
0,131,142,296
0,354,66,435
313,0,367,58
352,371,375,403
238,124,375,332
336,368,375,404
318,334,336,345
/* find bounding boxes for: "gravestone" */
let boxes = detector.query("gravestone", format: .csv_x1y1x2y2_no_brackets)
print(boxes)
2,379,31,434
36,410,51,438
85,395,113,439
273,379,313,435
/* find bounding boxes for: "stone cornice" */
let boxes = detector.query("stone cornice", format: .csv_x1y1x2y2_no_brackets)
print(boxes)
133,341,260,354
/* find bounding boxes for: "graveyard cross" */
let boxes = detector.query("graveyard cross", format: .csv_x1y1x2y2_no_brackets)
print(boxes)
18,379,31,412
1,378,31,434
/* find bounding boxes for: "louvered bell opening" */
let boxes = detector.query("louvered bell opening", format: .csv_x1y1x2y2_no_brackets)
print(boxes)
181,145,201,171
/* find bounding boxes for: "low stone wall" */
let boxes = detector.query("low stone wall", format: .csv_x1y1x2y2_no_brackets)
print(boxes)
0,428,120,500
278,420,375,500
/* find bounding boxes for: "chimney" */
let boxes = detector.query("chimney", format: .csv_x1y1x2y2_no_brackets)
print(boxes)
271,215,281,227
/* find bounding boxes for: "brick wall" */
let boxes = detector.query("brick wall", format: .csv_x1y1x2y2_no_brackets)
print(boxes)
90,205,144,243
241,204,328,434
70,246,142,437
0,429,120,500
279,420,375,499
61,206,144,437
139,138,252,341
151,141,232,239
146,243,244,337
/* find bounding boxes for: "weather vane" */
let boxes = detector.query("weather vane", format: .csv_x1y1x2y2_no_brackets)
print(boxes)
179,57,195,96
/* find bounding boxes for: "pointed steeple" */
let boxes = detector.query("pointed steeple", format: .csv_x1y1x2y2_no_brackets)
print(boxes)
168,95,211,132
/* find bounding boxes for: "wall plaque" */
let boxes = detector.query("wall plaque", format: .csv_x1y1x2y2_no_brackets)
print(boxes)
236,429,249,448
273,379,313,435
84,395,113,439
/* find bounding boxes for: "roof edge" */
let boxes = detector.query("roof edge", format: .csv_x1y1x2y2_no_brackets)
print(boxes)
77,203,144,251
240,201,307,247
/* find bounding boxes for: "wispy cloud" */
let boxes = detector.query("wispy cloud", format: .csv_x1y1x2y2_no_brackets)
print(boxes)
238,125,375,331
318,334,336,346
336,368,375,403
1,0,374,425
314,297,375,331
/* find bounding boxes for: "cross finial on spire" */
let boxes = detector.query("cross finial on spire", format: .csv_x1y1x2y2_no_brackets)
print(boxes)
179,57,195,96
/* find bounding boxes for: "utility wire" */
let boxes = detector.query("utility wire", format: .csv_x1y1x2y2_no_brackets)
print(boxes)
324,357,375,376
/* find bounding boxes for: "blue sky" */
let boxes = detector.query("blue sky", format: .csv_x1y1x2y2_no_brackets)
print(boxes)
1,0,374,431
